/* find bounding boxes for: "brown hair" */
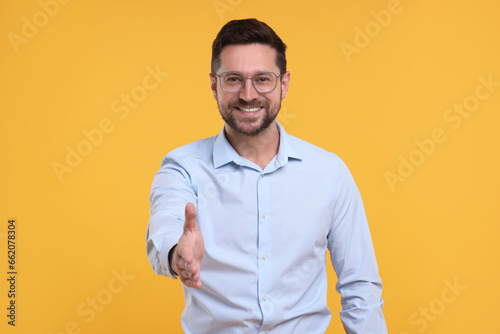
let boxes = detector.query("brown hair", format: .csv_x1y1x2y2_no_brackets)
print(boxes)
211,18,287,75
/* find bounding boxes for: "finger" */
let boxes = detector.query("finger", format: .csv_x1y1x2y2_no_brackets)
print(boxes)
179,257,191,269
183,277,202,289
178,252,199,270
189,262,198,275
179,263,197,279
176,243,193,265
193,279,202,289
183,278,196,288
173,250,192,274
191,270,200,282
184,202,198,233
181,269,192,278
178,266,200,286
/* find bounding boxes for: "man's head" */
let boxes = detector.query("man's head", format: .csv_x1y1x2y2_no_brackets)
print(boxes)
211,18,287,76
210,19,290,137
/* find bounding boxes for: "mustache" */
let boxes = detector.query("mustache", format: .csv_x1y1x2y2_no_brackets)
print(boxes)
228,99,265,109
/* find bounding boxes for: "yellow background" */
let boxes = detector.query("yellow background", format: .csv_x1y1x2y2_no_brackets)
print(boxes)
1,0,499,333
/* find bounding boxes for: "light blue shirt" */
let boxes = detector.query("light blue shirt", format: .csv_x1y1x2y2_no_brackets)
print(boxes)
147,122,387,333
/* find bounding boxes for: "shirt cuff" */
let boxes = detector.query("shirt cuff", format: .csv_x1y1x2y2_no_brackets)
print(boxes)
166,244,178,278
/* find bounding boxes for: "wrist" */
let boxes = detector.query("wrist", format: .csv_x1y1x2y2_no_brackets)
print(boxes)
168,245,178,276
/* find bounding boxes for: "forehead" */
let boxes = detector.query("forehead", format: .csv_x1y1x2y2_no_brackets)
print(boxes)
219,43,278,74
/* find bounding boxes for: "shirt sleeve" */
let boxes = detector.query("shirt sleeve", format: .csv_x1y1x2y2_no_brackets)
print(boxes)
146,154,198,279
327,158,387,334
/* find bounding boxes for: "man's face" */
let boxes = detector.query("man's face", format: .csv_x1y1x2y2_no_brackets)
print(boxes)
210,43,290,136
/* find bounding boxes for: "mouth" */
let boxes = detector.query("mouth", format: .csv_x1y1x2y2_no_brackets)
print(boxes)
235,106,262,113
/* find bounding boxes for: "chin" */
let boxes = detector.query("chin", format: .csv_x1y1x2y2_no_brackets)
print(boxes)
231,117,276,136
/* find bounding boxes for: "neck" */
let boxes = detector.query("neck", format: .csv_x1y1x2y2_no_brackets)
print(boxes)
224,122,280,170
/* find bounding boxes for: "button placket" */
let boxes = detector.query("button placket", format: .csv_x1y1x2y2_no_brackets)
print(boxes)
256,171,273,323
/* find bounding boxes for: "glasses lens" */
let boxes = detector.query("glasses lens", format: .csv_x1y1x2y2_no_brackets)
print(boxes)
220,73,244,92
252,72,277,93
219,72,279,93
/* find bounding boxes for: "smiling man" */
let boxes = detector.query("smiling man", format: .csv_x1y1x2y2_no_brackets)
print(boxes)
146,19,387,333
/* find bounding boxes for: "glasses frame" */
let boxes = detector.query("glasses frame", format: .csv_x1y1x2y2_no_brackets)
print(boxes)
213,71,284,94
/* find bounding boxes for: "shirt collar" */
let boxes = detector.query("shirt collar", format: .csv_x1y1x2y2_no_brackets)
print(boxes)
213,121,302,169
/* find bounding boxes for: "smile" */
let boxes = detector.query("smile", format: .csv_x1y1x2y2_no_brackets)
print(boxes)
236,107,262,112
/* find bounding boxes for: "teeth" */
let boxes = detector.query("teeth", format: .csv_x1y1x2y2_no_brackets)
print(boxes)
239,107,261,112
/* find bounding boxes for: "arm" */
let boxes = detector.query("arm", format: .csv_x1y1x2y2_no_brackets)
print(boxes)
169,203,204,289
146,155,203,287
327,160,387,334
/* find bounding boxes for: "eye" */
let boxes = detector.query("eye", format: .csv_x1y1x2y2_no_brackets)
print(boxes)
224,74,243,83
254,74,273,83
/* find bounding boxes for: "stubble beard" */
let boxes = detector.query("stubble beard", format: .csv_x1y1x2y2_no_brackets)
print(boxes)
217,95,282,136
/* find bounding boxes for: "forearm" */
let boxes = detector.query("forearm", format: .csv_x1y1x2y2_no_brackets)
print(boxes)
338,280,386,334
146,218,182,278
146,154,196,278
328,159,387,333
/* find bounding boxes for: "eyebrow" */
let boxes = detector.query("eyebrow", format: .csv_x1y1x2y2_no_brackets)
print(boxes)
220,70,278,75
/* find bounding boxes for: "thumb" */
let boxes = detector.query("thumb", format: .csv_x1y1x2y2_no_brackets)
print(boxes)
184,202,198,233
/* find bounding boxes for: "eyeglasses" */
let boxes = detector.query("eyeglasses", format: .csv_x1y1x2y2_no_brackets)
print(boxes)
213,72,283,93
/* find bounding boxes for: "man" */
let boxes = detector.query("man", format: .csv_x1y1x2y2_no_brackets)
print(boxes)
147,19,387,333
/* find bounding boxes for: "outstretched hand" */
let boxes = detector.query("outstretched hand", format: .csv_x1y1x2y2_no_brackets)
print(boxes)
170,203,205,289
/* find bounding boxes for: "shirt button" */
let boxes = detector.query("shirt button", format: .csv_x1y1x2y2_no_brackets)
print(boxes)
261,174,264,178
262,213,267,218
262,254,267,260
262,296,267,301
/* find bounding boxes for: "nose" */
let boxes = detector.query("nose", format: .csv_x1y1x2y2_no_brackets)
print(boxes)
238,77,260,102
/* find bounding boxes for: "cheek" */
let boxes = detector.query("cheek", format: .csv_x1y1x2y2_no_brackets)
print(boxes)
267,93,281,105
228,92,243,102
218,94,229,104
217,93,236,108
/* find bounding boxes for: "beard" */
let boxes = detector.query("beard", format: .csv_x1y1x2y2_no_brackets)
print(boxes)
217,95,282,136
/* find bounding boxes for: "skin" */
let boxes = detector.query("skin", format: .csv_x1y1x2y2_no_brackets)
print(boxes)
171,43,291,289
170,203,204,289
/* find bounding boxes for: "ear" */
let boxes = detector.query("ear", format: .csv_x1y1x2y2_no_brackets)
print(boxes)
209,73,218,100
280,71,290,99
